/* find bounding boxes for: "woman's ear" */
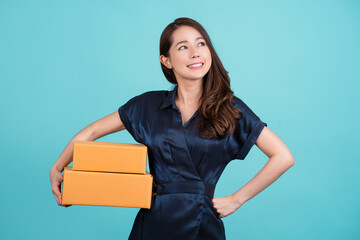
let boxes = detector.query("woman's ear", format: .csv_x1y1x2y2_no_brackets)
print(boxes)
160,55,172,69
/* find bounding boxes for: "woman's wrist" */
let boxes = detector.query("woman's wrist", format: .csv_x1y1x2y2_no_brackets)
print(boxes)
232,191,248,207
51,163,63,173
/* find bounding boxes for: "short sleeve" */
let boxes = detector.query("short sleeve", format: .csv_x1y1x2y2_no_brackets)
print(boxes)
231,96,267,160
118,93,146,144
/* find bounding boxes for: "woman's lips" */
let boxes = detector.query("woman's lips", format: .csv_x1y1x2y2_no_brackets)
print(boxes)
187,63,204,69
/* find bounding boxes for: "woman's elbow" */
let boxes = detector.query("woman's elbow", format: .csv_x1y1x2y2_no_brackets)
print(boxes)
283,153,295,167
288,157,295,167
277,151,295,167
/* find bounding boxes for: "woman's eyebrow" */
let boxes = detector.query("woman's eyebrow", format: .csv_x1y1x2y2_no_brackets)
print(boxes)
175,37,204,47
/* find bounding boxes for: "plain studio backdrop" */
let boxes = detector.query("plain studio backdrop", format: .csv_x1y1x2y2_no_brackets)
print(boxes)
0,0,359,239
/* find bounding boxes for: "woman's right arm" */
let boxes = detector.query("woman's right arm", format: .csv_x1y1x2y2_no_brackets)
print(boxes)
49,110,125,207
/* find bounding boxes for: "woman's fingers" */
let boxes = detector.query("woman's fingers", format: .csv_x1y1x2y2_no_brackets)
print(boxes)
52,185,61,205
50,168,72,207
50,168,64,206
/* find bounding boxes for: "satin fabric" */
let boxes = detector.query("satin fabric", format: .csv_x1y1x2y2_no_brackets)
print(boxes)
118,84,267,240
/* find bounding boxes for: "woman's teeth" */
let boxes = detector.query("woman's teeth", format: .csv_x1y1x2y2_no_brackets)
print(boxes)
188,63,203,68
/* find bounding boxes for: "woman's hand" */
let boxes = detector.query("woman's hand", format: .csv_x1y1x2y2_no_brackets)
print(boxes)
212,195,243,218
49,167,71,207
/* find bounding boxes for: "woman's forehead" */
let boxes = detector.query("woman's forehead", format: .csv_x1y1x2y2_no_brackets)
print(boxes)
173,26,201,39
171,26,203,45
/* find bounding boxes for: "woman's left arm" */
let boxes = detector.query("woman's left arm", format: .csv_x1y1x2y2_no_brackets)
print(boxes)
232,126,295,206
212,126,294,218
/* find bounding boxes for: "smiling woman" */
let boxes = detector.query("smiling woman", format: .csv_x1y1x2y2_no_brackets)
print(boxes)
50,17,294,240
161,26,212,85
159,20,243,140
118,18,268,240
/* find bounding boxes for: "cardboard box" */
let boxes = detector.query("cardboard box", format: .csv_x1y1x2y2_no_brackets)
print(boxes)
72,140,147,174
62,166,153,208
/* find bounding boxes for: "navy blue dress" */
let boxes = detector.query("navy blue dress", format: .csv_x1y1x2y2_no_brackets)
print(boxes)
118,84,267,240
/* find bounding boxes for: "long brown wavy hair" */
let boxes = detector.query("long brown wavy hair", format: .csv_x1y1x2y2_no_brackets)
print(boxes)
159,17,242,140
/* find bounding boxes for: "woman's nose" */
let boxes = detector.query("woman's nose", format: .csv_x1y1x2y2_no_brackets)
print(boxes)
189,46,199,58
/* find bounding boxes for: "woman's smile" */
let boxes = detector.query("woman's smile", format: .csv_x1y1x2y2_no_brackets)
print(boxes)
187,62,204,69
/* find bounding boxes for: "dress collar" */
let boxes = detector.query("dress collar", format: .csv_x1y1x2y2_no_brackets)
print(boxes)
159,84,178,110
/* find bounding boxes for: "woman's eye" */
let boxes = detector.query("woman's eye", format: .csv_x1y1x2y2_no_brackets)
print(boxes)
178,42,206,50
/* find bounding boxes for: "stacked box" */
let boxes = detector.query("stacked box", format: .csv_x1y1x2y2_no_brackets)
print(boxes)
61,140,153,208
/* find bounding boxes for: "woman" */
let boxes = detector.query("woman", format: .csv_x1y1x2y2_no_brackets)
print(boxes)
50,17,294,240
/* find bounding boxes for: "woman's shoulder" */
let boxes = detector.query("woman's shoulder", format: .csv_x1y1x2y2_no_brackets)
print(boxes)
231,95,248,111
141,89,168,97
231,94,266,124
231,94,262,116
132,89,167,100
123,89,168,108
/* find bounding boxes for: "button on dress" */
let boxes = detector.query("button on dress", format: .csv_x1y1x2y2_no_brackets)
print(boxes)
118,84,267,240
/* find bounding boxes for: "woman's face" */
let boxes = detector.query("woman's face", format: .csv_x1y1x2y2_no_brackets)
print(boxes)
161,26,212,83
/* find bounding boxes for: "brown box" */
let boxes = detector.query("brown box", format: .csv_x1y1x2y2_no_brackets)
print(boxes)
72,140,148,174
62,166,153,208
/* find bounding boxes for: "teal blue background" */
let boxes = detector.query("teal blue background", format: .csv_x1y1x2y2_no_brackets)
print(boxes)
1,0,359,239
